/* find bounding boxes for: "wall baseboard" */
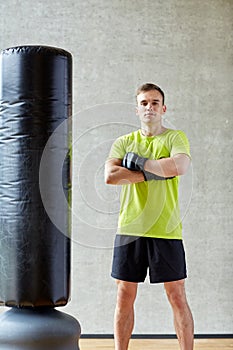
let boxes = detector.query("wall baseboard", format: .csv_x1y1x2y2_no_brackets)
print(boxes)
80,334,233,339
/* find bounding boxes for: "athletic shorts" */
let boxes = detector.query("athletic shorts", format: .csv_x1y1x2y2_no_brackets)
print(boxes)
111,234,187,284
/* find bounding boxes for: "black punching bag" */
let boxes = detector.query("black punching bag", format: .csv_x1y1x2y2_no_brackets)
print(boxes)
0,45,71,307
0,46,72,306
0,46,80,349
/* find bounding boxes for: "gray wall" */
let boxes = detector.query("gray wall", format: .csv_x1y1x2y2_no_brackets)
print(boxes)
0,0,232,335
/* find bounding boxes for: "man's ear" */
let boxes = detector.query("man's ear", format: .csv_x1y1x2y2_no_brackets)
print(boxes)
162,105,167,113
135,107,139,116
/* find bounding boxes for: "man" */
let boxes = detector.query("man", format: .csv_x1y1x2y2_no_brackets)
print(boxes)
105,83,194,350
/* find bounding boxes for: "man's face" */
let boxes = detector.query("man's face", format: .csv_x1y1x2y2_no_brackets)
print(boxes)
136,89,166,124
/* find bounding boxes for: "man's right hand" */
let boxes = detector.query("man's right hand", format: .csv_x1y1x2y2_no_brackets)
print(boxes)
121,152,147,171
122,152,174,181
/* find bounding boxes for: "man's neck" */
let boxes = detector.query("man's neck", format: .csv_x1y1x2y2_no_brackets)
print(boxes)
140,124,167,137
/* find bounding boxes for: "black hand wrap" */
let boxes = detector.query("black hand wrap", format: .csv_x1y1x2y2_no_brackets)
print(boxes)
122,152,173,181
143,170,168,181
122,152,147,171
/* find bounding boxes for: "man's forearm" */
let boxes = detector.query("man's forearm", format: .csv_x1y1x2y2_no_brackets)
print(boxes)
105,165,144,185
144,154,190,177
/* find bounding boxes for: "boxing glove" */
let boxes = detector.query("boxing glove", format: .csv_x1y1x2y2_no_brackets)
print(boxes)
122,152,174,181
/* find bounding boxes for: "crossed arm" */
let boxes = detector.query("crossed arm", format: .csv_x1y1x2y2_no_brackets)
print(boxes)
105,153,191,185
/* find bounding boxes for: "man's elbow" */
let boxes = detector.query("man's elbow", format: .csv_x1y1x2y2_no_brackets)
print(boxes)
105,173,112,184
105,169,116,185
177,167,188,176
105,160,121,185
176,157,191,176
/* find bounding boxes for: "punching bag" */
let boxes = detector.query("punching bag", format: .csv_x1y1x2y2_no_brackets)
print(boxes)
0,46,81,349
0,45,72,307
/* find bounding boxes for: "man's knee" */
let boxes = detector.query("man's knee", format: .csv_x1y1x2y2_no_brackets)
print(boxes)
116,280,138,309
164,280,188,309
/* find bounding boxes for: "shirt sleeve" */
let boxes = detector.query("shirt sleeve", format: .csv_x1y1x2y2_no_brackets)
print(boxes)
170,130,191,158
107,136,126,160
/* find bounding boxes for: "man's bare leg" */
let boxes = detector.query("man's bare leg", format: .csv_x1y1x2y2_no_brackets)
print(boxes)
164,280,194,350
114,280,138,350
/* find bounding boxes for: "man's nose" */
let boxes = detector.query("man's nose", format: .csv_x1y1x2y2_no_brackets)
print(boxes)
146,103,152,110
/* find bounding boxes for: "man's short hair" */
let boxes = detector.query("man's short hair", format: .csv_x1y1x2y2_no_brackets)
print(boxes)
136,83,165,105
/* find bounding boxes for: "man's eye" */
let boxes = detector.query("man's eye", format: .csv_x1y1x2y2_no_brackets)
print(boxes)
142,102,147,106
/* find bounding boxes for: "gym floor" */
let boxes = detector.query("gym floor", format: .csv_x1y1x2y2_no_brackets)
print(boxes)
79,338,233,349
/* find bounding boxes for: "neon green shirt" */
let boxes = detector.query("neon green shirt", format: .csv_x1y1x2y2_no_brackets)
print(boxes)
108,129,191,239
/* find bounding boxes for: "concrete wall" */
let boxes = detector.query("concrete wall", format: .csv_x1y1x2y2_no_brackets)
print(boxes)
0,0,232,335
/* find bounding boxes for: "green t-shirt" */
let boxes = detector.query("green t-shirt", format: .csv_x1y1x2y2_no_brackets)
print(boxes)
108,129,191,239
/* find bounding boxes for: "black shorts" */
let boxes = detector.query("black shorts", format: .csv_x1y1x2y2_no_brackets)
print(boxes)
111,235,187,284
